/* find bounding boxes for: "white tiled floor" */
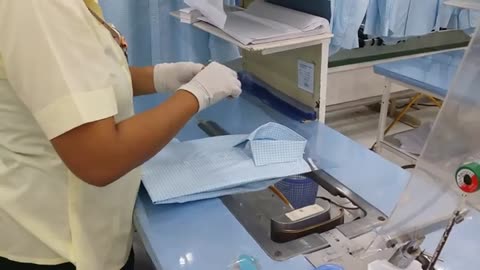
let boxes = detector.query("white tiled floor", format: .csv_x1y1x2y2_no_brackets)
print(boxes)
328,105,439,165
133,105,440,270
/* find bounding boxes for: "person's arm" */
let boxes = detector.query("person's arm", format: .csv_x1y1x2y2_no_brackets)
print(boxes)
51,62,241,187
0,1,241,187
129,66,155,96
129,63,203,96
52,90,198,186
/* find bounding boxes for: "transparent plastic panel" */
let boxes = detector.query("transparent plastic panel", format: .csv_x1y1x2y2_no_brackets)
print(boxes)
377,24,480,241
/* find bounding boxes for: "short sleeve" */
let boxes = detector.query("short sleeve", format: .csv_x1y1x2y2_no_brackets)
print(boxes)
0,0,118,139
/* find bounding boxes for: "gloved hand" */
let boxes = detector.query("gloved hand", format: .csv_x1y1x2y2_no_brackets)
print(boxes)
178,62,242,111
153,62,204,93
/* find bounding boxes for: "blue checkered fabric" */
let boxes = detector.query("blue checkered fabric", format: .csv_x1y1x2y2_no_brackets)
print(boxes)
142,123,311,204
236,122,307,166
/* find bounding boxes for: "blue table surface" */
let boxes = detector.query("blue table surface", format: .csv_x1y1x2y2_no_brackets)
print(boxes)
133,90,480,270
374,50,465,98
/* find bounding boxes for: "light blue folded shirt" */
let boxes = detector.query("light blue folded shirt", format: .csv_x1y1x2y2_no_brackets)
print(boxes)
404,0,439,37
156,179,280,204
366,0,435,38
366,0,480,39
436,2,458,30
388,0,410,37
365,0,393,37
330,0,369,54
458,9,480,29
235,122,307,166
142,123,311,204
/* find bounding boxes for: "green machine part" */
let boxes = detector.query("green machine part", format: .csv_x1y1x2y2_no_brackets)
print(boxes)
456,162,480,194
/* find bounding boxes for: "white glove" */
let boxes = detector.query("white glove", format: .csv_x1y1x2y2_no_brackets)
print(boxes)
153,62,204,93
178,62,242,111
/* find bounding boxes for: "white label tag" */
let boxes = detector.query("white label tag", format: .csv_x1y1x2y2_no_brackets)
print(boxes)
298,60,315,93
286,204,324,221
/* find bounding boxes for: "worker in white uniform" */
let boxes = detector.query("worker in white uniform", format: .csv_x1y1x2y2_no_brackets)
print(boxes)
0,1,242,270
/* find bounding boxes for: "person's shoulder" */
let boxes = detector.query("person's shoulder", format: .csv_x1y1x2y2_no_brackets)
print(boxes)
0,0,87,16
0,0,93,34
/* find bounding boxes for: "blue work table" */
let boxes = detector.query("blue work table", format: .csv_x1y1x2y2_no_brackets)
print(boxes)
133,90,480,270
374,50,464,99
373,50,465,163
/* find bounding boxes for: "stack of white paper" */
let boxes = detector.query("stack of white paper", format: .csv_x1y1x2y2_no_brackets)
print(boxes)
184,0,330,45
178,8,203,24
184,0,228,28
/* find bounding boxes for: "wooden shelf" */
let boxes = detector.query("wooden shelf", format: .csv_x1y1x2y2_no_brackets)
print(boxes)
171,11,333,55
444,0,480,10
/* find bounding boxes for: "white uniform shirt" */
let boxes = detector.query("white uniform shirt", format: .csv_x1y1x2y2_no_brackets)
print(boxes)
0,1,141,269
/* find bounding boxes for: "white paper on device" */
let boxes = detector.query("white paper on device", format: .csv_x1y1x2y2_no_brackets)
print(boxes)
184,0,227,28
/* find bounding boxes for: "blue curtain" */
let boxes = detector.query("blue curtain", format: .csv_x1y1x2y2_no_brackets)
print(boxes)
364,0,480,39
330,0,370,55
99,0,240,66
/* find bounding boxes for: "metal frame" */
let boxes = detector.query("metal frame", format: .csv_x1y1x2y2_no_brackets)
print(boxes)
444,0,480,10
221,169,388,261
324,50,463,120
172,10,466,123
171,10,333,123
375,77,445,162
328,48,465,74
326,90,415,113
305,210,470,269
317,40,331,122
378,139,419,164
196,121,386,261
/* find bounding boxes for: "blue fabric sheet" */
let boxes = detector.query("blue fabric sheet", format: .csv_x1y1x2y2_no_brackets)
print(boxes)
235,122,307,166
374,50,464,98
142,123,311,204
365,0,480,39
154,179,280,204
404,0,439,37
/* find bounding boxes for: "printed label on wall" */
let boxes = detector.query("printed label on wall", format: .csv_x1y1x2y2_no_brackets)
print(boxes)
297,60,315,93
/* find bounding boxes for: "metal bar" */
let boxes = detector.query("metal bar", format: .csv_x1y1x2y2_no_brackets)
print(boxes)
376,78,393,153
384,93,422,135
427,95,443,107
261,38,331,55
386,209,469,248
325,90,415,113
427,210,461,270
197,120,229,137
317,41,331,122
387,79,446,100
328,47,465,74
379,141,418,164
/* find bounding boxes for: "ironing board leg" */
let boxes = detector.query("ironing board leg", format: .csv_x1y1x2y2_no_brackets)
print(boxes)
384,93,423,135
375,78,392,153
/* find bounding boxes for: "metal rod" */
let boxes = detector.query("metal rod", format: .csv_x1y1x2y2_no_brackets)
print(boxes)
197,120,229,137
384,93,422,135
375,78,393,153
427,95,443,107
427,210,461,270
